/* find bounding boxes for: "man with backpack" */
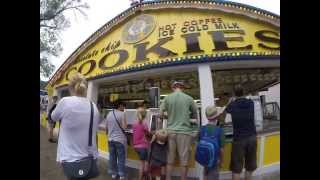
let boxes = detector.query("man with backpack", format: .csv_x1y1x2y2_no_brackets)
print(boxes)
196,105,225,180
223,84,257,180
159,81,198,180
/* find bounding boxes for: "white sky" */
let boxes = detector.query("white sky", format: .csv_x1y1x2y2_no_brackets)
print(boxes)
44,0,280,81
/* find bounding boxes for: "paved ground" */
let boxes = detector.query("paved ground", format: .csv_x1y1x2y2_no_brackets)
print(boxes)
40,126,279,180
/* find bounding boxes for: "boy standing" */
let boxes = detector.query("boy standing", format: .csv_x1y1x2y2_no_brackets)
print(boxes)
198,105,225,180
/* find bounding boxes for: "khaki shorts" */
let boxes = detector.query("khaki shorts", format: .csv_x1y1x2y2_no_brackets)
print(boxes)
167,133,194,166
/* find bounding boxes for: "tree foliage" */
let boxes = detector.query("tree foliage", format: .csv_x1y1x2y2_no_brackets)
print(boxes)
40,0,88,79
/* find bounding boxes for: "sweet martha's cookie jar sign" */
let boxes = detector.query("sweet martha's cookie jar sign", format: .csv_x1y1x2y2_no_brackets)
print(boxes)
58,12,279,86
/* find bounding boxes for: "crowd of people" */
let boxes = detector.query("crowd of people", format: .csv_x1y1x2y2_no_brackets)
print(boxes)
46,72,258,180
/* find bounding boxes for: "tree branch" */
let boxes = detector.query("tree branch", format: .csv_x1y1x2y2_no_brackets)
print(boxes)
40,4,88,22
40,24,59,29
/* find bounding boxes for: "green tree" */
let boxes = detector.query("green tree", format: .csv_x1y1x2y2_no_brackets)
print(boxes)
40,80,47,89
40,0,88,79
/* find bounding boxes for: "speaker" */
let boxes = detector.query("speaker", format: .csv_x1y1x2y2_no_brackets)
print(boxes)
149,87,160,108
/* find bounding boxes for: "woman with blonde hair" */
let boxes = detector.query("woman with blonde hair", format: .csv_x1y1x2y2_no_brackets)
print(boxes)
51,73,102,180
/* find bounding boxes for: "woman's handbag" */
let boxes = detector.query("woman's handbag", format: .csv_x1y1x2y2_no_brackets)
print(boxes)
112,110,131,146
61,102,99,178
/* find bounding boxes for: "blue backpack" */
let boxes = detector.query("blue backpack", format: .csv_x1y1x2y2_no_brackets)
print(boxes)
195,126,222,168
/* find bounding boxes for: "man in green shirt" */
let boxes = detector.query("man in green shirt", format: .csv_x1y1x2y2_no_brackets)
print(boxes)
160,81,198,180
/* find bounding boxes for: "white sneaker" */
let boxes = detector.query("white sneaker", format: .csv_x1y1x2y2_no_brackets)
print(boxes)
111,174,117,179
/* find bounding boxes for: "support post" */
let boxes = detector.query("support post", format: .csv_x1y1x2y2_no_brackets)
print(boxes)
197,64,215,180
87,81,99,104
198,64,215,125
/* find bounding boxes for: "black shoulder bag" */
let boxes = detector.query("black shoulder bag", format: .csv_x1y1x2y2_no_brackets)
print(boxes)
112,109,131,146
61,102,99,178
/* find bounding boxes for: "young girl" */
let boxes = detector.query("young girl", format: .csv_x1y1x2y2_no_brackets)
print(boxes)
132,106,150,180
149,129,168,180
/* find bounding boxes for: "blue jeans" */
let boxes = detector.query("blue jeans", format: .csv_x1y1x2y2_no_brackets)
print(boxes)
108,141,126,177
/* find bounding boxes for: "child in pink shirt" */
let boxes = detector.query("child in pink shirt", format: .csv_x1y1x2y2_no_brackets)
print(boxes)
132,106,150,180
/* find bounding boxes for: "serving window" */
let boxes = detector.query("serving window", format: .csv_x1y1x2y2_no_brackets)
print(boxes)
97,71,200,109
211,68,280,133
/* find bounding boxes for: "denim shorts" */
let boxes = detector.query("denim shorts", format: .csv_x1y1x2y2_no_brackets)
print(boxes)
134,148,148,161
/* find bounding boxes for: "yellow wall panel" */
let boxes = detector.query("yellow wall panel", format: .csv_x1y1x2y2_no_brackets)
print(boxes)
97,131,108,152
41,112,47,127
263,134,280,165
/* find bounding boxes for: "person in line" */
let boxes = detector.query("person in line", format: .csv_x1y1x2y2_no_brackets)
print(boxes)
132,106,151,180
51,73,101,180
149,129,168,180
105,101,128,180
47,95,58,143
222,85,258,180
199,105,226,180
159,81,198,180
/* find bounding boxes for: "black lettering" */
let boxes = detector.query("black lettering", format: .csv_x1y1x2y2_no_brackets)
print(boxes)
184,21,190,26
65,67,77,81
196,25,202,31
181,27,188,33
78,60,96,76
189,26,195,32
181,32,204,54
223,23,227,29
170,29,175,36
116,40,121,48
215,23,224,29
99,50,128,70
159,27,163,37
208,30,253,51
255,30,280,50
165,25,171,30
205,19,210,24
191,20,197,25
134,37,177,62
106,43,111,51
203,25,208,30
227,23,234,29
232,23,239,29
162,31,168,37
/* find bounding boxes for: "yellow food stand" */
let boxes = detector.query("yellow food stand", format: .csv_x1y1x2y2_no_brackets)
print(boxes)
43,1,280,179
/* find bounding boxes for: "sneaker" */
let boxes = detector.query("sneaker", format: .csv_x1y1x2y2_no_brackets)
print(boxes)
119,176,125,180
111,174,117,179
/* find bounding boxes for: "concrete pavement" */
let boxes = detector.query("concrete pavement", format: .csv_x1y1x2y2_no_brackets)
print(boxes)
40,126,279,180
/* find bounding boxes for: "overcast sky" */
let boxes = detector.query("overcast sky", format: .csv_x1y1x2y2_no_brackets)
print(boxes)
44,0,280,81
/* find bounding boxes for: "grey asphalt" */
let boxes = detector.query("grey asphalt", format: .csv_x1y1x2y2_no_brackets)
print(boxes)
40,126,279,180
